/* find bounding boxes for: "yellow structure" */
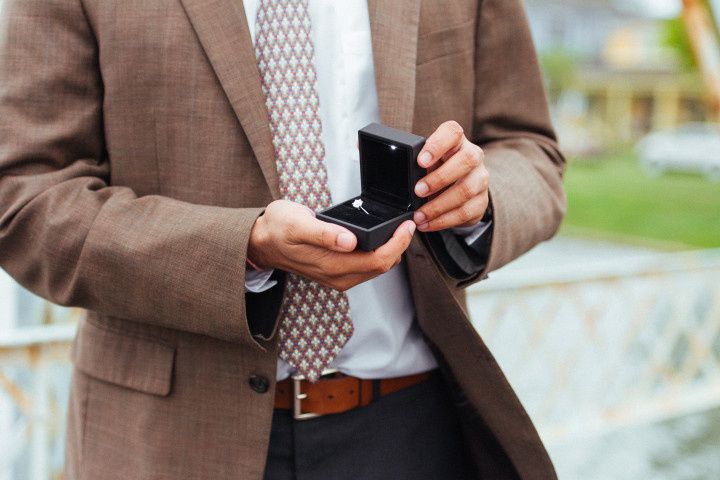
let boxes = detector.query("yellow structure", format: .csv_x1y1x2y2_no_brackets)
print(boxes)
570,67,707,144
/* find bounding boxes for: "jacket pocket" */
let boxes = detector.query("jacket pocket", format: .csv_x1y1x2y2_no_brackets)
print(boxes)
72,317,175,396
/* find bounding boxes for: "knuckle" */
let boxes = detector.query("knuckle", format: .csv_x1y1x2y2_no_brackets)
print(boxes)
428,171,446,190
471,146,483,165
377,260,390,274
374,255,393,273
459,180,476,200
480,163,490,178
423,140,441,157
461,150,479,169
459,204,474,222
480,168,490,189
315,229,326,247
319,226,333,247
382,259,394,273
267,199,284,213
443,120,464,139
429,218,446,231
285,223,300,243
422,204,437,219
370,257,385,274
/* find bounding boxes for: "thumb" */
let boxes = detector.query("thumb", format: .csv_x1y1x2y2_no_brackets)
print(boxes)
294,215,357,252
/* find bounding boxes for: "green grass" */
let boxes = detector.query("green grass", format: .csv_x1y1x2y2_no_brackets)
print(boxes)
560,149,720,250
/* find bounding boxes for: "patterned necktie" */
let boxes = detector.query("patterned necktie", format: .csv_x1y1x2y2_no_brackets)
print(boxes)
254,0,354,382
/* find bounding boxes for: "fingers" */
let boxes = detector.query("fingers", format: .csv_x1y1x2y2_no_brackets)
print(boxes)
417,120,465,169
294,221,416,291
276,199,416,290
289,214,358,252
417,194,488,232
330,220,416,288
415,139,483,198
332,220,415,274
374,220,416,259
414,166,489,226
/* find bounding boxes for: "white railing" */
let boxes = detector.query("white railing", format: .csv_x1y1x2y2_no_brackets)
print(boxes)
468,248,720,444
0,271,78,480
0,325,76,480
1,249,719,478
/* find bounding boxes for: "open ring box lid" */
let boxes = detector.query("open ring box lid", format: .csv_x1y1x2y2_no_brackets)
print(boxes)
317,123,426,251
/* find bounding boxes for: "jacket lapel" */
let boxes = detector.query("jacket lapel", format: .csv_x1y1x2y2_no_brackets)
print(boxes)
179,0,281,199
367,0,422,132
179,0,422,198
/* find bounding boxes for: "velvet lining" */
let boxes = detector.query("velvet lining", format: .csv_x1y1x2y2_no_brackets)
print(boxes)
322,197,406,229
360,136,412,209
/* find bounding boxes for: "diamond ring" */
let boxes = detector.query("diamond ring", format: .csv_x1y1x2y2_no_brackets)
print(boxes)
352,198,369,215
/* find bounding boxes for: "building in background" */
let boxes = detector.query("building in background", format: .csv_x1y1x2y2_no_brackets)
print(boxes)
525,0,710,153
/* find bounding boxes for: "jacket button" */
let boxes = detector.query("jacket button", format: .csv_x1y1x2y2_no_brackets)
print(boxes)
249,375,270,394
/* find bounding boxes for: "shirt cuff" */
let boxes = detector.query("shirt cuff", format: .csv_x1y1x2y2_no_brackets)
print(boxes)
452,220,493,246
245,267,278,293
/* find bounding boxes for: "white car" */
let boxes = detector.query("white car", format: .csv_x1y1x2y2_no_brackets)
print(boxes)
636,123,720,181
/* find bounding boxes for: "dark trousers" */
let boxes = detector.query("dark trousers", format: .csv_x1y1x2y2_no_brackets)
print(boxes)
263,372,476,480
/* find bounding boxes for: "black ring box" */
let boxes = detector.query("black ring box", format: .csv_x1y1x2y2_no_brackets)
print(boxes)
317,123,426,251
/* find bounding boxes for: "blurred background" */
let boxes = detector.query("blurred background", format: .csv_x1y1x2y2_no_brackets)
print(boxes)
1,0,719,478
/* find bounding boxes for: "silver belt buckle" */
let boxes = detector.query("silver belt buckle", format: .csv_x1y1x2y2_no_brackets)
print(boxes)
292,368,339,421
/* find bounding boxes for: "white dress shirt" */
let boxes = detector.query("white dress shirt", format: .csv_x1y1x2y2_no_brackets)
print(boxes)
243,0,483,381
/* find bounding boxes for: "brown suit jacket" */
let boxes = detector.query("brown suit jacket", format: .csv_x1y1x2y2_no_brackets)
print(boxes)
0,0,566,478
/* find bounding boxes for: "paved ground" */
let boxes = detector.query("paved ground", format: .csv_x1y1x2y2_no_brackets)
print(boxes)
486,235,659,273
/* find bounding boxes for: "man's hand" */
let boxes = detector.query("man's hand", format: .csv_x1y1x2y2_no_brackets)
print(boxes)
413,121,489,232
248,200,416,291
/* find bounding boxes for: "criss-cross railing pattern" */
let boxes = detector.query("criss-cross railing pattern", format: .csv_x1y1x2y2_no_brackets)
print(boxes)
468,250,720,443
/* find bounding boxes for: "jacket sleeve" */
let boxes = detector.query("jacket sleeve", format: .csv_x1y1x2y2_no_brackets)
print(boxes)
461,0,567,286
0,0,274,349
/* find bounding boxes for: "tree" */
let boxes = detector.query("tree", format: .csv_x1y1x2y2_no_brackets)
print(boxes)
662,15,696,71
539,48,578,104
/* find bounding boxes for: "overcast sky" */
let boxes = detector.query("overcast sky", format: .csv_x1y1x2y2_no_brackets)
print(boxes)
629,0,681,18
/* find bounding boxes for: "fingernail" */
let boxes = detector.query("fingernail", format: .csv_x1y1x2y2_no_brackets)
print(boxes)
418,151,432,167
415,181,429,197
418,223,429,231
337,232,354,250
406,222,416,235
414,211,426,224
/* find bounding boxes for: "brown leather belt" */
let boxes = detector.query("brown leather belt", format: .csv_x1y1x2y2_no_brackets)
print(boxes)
274,369,434,420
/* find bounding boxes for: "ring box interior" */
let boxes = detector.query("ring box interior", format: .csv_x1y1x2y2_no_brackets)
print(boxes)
317,123,426,251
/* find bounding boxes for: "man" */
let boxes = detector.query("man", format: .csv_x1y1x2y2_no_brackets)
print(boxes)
0,0,565,478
